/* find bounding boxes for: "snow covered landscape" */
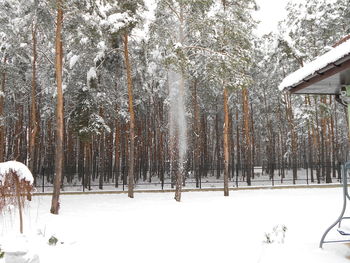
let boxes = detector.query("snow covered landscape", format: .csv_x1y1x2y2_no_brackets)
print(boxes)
2,0,350,262
1,188,350,263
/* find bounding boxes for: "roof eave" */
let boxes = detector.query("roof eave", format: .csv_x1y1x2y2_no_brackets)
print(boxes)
286,54,350,95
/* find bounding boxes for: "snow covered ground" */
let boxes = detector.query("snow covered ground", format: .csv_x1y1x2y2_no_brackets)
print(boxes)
1,188,350,263
34,168,339,193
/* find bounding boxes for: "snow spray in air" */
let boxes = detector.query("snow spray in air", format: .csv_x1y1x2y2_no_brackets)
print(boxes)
168,70,187,185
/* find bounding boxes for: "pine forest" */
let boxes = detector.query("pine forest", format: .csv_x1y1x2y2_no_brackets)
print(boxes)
1,0,350,199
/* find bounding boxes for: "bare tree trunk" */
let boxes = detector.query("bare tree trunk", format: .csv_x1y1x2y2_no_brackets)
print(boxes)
230,113,235,181
285,93,298,184
223,87,229,196
29,21,38,175
66,128,75,182
114,108,120,188
157,99,165,189
0,56,7,162
235,109,241,184
250,102,256,179
330,97,337,178
202,114,208,179
192,80,200,188
305,96,314,183
242,88,251,186
123,32,135,199
84,142,92,190
50,0,64,214
215,112,220,179
314,97,321,184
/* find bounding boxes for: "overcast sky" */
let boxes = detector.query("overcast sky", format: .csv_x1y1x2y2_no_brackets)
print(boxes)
253,0,304,36
138,0,304,41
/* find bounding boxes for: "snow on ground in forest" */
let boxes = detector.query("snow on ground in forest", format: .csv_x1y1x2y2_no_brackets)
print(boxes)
34,168,338,193
1,188,350,263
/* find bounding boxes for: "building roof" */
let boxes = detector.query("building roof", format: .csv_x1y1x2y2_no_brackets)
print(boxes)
279,37,350,95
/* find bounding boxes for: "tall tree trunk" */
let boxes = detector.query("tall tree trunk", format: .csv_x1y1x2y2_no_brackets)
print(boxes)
202,114,208,179
215,112,220,179
223,87,230,196
230,113,235,181
330,98,337,178
192,80,200,188
235,109,240,185
66,128,74,182
13,103,23,161
50,0,64,215
84,141,92,190
98,108,105,189
157,100,165,189
250,102,256,179
285,93,298,184
114,108,120,188
242,88,251,186
29,21,38,175
314,97,321,184
306,96,314,183
123,32,135,198
0,56,7,162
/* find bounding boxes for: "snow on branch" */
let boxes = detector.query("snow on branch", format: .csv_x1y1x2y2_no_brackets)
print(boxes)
69,55,80,69
101,12,136,34
87,67,97,88
0,161,34,184
183,45,236,60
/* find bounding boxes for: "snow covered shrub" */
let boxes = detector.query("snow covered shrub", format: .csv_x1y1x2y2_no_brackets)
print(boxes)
264,225,288,244
0,161,34,234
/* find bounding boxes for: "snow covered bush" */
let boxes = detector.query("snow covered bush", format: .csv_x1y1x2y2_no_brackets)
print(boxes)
0,161,34,234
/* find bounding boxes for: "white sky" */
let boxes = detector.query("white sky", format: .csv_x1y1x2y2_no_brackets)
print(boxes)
137,0,304,40
253,0,304,36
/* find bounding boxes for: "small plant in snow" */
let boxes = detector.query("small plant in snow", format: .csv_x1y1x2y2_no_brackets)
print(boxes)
263,224,287,244
0,246,4,258
37,227,45,237
264,233,273,244
48,236,58,246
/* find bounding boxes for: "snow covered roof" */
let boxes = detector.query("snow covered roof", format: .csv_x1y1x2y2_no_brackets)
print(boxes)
0,161,34,184
279,37,350,95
